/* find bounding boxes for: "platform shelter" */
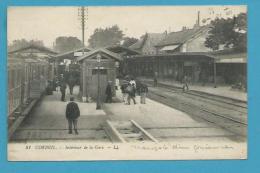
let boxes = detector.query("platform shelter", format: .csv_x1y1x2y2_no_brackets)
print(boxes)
77,48,122,102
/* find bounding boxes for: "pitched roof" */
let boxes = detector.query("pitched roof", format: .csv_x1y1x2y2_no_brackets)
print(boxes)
77,48,122,62
156,26,209,47
129,33,167,50
129,36,145,50
8,44,57,55
53,47,92,61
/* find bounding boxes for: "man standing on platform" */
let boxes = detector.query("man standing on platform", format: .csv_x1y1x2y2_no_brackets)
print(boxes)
140,83,148,104
182,75,189,92
105,81,113,103
127,83,136,105
66,97,80,135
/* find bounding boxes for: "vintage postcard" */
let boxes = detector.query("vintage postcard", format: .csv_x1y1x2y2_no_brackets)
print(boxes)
7,6,247,161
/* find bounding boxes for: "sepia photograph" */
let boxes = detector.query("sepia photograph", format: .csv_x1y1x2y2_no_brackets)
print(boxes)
7,5,247,161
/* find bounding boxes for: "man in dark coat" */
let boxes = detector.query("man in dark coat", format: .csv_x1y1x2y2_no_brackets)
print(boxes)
67,75,76,95
105,81,113,103
127,83,136,105
66,97,80,134
60,81,67,101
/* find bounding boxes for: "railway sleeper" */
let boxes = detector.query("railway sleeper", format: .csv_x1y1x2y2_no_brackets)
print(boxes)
103,120,158,143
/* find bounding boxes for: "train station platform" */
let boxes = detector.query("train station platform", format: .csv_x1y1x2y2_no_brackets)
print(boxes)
137,77,247,102
10,86,242,143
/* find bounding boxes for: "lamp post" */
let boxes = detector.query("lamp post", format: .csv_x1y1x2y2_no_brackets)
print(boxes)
96,54,101,110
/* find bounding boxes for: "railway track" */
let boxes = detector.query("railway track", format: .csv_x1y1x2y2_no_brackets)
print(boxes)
155,86,247,116
103,120,158,143
144,80,247,108
147,87,247,137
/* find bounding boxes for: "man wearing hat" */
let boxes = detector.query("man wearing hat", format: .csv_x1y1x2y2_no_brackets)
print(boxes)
65,97,80,134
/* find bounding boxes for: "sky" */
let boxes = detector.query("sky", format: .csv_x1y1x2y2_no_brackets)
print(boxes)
7,6,247,48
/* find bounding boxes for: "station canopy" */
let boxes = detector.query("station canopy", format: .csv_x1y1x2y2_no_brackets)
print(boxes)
8,44,57,55
209,49,247,64
52,47,92,62
213,52,247,63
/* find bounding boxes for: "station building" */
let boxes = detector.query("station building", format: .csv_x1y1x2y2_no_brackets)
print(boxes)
126,24,247,86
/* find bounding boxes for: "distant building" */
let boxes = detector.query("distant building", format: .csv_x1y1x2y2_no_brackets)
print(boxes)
126,12,247,86
155,25,212,54
129,32,167,55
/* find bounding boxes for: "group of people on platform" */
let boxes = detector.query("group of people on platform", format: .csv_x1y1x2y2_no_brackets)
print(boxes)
51,74,151,135
104,77,149,105
119,77,148,105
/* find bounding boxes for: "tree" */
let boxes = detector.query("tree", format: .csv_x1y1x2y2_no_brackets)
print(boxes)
54,36,83,53
121,37,138,47
88,25,124,48
205,12,247,51
8,39,44,52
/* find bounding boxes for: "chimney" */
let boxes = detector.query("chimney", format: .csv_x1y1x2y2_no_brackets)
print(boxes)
193,11,201,29
164,30,167,35
182,26,187,31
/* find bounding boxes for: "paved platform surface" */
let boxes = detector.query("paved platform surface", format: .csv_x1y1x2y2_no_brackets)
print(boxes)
12,86,109,141
138,77,247,102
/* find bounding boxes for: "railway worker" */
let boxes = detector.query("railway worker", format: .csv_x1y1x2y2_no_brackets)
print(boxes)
66,97,80,135
127,83,136,105
182,75,189,92
140,83,148,104
105,81,113,103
